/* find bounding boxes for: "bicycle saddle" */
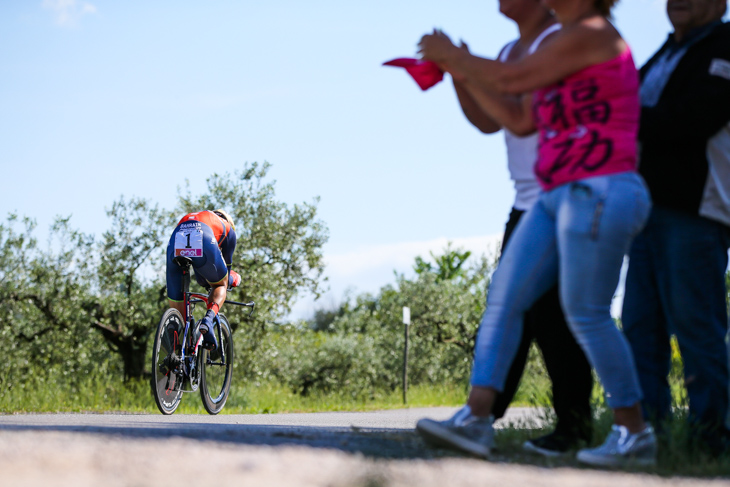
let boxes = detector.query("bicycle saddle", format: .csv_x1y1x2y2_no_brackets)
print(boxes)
173,256,193,268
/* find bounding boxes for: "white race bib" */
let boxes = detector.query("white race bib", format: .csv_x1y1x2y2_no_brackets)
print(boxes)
174,228,204,257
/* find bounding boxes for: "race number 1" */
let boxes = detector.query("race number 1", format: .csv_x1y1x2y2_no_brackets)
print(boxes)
174,229,204,257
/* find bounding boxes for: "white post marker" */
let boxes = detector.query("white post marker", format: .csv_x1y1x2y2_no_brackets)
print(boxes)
402,306,410,404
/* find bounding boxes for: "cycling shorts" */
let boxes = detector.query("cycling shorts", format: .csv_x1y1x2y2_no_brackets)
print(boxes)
166,221,228,302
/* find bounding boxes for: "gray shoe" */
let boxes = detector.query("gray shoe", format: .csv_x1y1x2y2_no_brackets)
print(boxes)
416,406,494,458
577,425,657,468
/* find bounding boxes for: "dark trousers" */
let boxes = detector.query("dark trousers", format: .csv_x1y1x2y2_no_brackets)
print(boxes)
622,206,730,441
491,207,593,440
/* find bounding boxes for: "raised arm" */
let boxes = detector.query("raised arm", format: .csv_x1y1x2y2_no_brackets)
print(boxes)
453,79,502,134
452,42,502,134
419,19,625,95
460,82,536,136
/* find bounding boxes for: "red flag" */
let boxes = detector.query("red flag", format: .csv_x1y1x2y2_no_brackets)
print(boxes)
383,58,444,91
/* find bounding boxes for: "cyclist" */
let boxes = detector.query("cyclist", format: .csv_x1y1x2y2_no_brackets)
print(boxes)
166,209,241,351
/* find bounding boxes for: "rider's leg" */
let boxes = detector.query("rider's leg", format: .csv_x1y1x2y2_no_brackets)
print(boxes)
165,231,187,317
207,281,227,312
199,279,227,350
169,300,186,315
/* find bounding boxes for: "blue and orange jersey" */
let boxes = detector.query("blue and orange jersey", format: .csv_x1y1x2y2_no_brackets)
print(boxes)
176,210,237,266
177,211,233,246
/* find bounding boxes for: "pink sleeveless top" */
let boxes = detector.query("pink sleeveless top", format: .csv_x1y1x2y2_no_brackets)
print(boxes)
533,48,640,190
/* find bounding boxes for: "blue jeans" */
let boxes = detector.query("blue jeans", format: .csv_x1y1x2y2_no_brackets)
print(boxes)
622,206,730,433
471,172,651,409
491,208,593,440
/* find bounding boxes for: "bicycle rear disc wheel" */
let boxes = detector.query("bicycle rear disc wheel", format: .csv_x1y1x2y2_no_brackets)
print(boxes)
151,308,185,415
199,313,233,414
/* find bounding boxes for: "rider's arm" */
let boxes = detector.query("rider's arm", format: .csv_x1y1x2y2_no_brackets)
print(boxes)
220,227,237,269
220,227,241,288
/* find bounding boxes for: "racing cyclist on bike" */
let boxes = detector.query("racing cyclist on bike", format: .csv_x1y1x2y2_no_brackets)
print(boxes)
166,209,241,351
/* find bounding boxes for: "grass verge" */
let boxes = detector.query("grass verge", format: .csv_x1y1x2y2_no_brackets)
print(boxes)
0,374,467,414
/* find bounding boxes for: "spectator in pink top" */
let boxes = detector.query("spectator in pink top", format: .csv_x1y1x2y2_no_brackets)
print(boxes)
452,0,594,457
414,0,655,468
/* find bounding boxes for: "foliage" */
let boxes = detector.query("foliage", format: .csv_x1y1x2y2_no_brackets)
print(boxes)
288,246,496,397
338,247,493,387
413,244,472,282
308,301,347,332
0,199,173,382
0,214,111,393
262,327,384,399
87,197,173,379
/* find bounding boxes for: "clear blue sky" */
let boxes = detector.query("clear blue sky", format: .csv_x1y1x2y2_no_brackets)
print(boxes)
1,1,684,317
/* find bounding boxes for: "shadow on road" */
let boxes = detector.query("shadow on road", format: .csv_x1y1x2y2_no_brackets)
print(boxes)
0,421,457,460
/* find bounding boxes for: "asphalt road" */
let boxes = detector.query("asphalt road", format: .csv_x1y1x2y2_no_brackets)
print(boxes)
0,408,726,487
0,407,540,459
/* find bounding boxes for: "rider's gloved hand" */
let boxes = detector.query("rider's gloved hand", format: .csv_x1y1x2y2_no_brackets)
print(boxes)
199,310,218,351
228,270,241,289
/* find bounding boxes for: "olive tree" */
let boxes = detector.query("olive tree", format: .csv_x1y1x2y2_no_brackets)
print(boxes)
85,197,173,380
0,215,108,390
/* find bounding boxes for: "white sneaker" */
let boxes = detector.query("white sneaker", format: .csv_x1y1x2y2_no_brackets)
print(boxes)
577,425,657,468
416,406,494,458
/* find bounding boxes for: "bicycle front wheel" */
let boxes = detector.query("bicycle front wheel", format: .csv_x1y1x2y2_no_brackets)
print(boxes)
199,313,233,414
151,308,185,415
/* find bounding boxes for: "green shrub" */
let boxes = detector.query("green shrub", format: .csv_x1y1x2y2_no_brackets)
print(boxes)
259,327,386,398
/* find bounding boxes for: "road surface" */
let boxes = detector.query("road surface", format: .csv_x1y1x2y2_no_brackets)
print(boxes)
0,408,725,486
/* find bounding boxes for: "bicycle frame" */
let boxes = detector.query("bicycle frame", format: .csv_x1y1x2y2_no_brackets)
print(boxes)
153,255,255,415
174,256,255,378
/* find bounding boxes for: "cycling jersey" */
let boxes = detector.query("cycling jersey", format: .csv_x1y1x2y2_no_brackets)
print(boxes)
176,210,236,262
166,211,238,302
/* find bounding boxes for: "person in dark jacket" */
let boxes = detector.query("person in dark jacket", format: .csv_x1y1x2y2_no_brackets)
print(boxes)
622,0,730,455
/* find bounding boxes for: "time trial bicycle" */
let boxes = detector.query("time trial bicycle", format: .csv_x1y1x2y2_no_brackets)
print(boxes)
151,255,254,415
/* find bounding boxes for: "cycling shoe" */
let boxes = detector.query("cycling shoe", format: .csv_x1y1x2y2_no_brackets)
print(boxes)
198,311,218,352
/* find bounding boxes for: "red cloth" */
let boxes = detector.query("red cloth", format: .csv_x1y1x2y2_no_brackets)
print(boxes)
383,58,444,91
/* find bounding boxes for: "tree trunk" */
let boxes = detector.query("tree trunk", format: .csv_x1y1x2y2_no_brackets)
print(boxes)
118,338,149,381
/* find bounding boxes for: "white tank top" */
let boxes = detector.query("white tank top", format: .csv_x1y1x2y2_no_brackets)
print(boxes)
499,24,561,211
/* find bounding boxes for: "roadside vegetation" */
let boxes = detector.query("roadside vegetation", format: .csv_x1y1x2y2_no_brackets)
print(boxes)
1,162,727,475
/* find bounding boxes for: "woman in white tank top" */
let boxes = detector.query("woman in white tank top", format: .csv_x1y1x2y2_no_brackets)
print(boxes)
499,23,560,211
453,11,560,212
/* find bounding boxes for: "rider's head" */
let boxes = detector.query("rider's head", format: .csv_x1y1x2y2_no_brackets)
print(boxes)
212,209,236,231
